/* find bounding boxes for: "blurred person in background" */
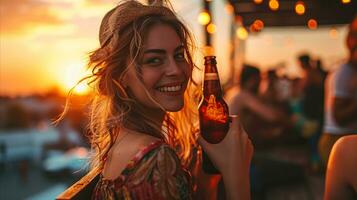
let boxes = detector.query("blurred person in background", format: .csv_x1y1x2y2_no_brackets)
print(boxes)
59,1,253,199
261,69,280,104
261,69,291,104
296,53,326,171
224,65,303,200
260,69,292,138
319,16,357,166
225,65,290,148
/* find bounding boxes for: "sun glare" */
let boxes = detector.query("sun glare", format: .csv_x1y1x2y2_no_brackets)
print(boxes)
62,60,90,95
74,82,89,94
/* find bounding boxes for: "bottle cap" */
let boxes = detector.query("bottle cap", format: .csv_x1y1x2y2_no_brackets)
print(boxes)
204,56,217,65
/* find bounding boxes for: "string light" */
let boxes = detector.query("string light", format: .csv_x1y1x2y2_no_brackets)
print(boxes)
235,15,243,25
207,23,216,34
341,0,351,4
254,0,263,4
308,19,318,30
198,11,211,25
225,3,234,14
250,19,264,32
295,1,305,15
269,0,279,11
236,27,248,40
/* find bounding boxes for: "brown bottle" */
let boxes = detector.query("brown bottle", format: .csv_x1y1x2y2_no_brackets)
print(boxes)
199,56,230,174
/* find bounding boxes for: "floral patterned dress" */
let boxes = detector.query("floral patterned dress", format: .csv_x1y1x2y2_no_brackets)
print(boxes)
92,141,192,200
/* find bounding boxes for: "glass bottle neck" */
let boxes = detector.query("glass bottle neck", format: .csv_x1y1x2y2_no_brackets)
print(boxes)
203,63,223,97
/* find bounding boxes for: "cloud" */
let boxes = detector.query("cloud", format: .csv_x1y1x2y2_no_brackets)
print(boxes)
0,0,68,35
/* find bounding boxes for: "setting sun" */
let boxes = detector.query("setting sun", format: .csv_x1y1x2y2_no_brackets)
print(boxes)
61,61,90,95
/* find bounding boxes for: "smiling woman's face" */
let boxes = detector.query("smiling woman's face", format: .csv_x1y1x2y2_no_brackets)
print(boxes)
124,24,191,112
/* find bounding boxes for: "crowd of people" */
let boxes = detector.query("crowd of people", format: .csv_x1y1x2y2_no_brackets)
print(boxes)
225,16,357,199
58,0,356,199
225,53,326,170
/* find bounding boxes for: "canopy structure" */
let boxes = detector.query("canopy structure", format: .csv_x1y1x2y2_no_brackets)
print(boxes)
228,0,357,27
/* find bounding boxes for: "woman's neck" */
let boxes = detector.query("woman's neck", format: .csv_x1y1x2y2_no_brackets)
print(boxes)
123,104,166,138
145,106,166,124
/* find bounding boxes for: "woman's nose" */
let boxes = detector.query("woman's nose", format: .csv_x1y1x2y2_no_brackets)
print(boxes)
165,58,183,76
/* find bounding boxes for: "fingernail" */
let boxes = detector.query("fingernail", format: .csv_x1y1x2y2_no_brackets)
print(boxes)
229,115,238,123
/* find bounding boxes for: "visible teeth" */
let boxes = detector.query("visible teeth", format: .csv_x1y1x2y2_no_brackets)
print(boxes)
158,85,182,92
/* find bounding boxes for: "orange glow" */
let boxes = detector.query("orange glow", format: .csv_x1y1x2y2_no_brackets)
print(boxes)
269,0,279,11
235,15,243,24
254,0,263,4
62,61,90,95
236,27,248,40
342,0,351,4
198,11,211,25
1,1,348,97
295,1,305,15
203,45,215,56
308,19,318,30
225,3,234,14
207,23,216,34
74,82,90,95
251,19,264,32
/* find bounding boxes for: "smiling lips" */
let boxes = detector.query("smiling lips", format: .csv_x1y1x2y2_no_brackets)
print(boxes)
156,83,184,95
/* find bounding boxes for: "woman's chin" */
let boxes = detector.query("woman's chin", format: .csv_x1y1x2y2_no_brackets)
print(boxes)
164,102,184,112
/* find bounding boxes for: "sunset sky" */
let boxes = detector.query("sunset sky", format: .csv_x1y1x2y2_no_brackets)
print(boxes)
0,0,349,96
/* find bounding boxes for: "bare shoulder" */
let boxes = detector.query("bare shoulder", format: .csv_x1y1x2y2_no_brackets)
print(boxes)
331,135,357,187
332,135,357,156
102,130,161,180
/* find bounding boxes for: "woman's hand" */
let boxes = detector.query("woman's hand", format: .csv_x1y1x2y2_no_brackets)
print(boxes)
198,115,253,200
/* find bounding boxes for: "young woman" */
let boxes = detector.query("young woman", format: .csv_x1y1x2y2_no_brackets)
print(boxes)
68,1,253,199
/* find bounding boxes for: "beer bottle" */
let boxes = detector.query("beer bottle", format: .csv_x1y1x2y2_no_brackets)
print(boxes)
199,56,230,174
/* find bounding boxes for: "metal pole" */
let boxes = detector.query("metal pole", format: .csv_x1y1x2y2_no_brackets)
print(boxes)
203,0,212,46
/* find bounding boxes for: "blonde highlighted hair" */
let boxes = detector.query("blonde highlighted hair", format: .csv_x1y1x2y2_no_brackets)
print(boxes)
78,0,201,170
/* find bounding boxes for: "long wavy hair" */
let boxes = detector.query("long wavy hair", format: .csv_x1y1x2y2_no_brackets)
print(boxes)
72,1,201,170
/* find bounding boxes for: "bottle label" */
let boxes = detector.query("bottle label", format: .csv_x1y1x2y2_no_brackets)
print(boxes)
205,95,227,123
204,73,219,81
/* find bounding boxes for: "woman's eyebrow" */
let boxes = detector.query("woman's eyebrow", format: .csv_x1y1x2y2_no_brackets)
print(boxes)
143,49,166,54
175,44,185,52
143,44,184,54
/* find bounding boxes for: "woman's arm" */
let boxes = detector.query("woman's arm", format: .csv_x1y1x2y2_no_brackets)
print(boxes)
240,92,283,123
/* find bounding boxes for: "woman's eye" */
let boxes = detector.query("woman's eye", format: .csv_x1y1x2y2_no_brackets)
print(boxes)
175,52,185,61
143,57,163,66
